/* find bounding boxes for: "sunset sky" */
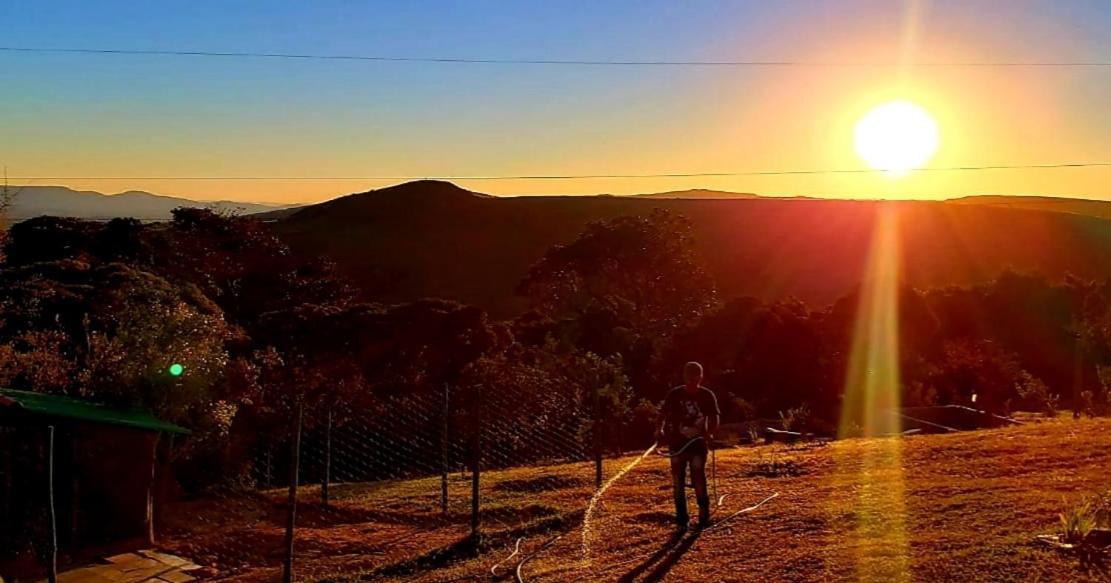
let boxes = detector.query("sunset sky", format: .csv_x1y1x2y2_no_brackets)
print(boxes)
3,1,1109,203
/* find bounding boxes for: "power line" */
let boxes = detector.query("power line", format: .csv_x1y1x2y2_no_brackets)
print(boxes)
10,162,1111,181
1,46,1108,68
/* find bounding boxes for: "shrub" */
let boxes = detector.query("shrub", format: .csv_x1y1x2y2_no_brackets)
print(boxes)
1016,373,1059,417
1061,499,1098,544
779,404,812,432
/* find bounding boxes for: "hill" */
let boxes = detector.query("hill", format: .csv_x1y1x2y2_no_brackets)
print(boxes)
275,181,1111,317
3,185,294,221
634,188,763,199
161,417,1111,582
949,195,1111,220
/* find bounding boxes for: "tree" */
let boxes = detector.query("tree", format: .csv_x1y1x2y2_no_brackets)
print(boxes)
3,216,98,266
1075,278,1111,415
462,341,631,465
0,261,230,424
925,339,1044,415
253,303,372,500
519,209,717,339
150,208,355,331
518,210,717,394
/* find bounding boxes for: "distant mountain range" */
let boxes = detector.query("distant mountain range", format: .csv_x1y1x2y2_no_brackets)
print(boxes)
7,184,1109,224
2,185,296,221
273,181,1111,317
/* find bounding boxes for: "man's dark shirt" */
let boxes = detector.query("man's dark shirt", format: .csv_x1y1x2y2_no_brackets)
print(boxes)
661,385,720,451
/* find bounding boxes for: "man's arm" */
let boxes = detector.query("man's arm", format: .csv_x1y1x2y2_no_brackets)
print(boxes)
706,413,720,441
655,391,672,441
705,391,721,440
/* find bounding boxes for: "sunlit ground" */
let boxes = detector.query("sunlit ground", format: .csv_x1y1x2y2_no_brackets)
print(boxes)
154,417,1111,582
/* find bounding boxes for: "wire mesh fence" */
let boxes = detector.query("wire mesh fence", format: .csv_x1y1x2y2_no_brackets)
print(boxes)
0,384,785,583
146,382,622,582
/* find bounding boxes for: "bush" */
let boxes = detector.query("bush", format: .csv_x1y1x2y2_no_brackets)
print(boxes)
779,404,812,433
1061,499,1098,544
1059,492,1111,573
1016,372,1059,417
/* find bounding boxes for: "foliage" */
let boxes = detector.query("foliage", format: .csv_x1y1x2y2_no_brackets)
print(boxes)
924,339,1034,415
517,209,717,394
779,405,812,433
462,341,632,462
2,207,1111,496
1016,373,1060,417
0,262,229,422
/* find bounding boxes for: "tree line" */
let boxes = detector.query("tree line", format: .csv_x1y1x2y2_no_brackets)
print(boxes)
0,209,1108,491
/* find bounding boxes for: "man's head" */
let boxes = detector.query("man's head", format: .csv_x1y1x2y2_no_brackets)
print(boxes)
683,361,703,391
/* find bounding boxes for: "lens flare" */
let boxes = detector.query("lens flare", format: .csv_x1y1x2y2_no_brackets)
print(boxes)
834,205,909,581
169,363,184,377
840,206,903,438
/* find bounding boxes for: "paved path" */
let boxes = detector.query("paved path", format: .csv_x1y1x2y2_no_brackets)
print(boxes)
47,550,201,583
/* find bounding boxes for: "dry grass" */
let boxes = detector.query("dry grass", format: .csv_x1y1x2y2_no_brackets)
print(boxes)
161,417,1111,582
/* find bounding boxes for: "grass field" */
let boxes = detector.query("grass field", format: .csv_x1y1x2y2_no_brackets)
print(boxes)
161,417,1111,582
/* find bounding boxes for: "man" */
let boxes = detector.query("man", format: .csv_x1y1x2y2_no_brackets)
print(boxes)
657,361,720,530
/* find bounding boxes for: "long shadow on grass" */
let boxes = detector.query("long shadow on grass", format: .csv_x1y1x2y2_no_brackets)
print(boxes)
329,510,586,582
273,501,558,530
617,529,701,583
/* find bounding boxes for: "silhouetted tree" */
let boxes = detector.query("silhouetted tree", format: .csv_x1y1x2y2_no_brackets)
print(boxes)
924,338,1043,415
4,216,97,265
519,210,717,395
151,208,355,330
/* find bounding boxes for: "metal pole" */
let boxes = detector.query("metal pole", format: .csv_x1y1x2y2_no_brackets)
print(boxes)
47,425,57,583
282,404,303,583
322,407,332,506
592,386,602,489
470,385,481,538
441,384,449,514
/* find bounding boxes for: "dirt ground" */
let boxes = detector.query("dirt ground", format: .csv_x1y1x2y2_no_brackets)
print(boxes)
160,417,1111,582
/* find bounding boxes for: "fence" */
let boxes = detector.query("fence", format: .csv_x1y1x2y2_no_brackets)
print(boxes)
0,385,785,583
151,383,621,582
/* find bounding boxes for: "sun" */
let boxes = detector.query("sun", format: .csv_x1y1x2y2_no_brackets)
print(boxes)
854,100,939,177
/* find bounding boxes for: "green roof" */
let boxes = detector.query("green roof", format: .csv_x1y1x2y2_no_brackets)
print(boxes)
0,389,189,435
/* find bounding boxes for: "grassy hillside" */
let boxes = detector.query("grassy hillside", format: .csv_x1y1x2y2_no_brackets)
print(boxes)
950,195,1111,220
161,417,1111,582
275,181,1111,317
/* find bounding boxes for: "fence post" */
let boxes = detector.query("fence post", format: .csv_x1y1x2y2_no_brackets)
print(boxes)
592,386,602,489
282,404,303,583
441,384,450,514
47,425,57,583
470,384,482,538
322,406,332,506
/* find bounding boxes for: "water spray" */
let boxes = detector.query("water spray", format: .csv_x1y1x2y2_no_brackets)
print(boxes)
581,440,660,565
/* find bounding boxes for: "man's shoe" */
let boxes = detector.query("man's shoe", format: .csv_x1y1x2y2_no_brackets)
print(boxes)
696,512,712,529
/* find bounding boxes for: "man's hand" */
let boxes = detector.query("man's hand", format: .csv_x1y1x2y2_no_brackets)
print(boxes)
655,427,666,442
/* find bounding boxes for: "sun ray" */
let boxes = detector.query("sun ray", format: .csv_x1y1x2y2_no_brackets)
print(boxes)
834,204,910,581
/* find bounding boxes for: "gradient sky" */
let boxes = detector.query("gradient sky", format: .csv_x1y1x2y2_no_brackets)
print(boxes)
2,1,1109,203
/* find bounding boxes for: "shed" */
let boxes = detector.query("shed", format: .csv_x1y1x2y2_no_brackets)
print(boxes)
0,389,188,578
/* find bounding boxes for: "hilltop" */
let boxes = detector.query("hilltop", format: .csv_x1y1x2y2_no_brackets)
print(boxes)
274,181,1111,317
634,188,764,199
